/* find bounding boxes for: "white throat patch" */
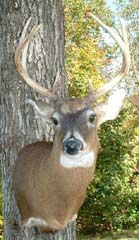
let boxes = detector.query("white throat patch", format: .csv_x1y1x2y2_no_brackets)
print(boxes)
60,151,95,169
24,217,48,228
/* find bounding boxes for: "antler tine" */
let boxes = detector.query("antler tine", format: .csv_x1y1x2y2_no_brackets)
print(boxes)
87,13,130,100
119,16,128,44
15,18,56,98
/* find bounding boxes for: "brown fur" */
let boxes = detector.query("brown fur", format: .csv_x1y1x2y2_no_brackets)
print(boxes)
13,101,98,232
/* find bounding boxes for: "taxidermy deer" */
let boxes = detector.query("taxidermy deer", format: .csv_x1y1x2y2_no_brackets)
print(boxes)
13,13,130,233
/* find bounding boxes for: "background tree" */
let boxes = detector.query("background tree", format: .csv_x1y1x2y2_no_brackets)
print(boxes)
0,0,75,239
116,0,139,109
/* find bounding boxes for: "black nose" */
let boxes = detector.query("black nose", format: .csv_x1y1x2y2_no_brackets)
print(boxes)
63,138,83,155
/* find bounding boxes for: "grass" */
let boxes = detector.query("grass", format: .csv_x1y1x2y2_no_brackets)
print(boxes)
77,230,139,240
0,229,139,239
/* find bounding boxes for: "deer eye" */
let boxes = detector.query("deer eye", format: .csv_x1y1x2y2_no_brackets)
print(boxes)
88,114,96,123
52,117,59,126
51,112,60,126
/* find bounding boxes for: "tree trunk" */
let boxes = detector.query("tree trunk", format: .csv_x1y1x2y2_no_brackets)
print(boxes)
0,0,76,239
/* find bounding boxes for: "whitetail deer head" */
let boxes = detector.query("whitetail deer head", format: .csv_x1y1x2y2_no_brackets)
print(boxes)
13,14,130,232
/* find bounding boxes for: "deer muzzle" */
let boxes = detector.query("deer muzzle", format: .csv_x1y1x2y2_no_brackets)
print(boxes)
63,137,83,155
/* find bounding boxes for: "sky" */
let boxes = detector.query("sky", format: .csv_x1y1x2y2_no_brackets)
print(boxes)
106,0,118,11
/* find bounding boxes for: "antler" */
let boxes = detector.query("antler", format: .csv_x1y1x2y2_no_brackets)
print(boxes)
15,18,58,98
15,15,130,101
87,13,130,100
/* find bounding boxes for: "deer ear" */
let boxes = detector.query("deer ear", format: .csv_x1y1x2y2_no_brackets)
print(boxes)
28,99,54,119
94,89,126,127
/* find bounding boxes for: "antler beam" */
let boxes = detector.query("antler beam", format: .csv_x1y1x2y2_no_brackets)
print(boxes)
87,13,130,100
15,18,57,98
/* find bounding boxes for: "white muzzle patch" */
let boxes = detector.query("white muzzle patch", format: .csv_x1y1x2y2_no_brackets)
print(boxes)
61,131,95,168
60,151,95,169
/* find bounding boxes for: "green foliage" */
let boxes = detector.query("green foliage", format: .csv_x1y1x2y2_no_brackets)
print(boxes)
65,0,139,231
64,0,111,97
79,102,139,233
64,2,139,232
78,229,139,239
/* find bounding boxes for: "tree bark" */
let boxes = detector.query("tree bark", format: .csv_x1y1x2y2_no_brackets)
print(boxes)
0,0,76,239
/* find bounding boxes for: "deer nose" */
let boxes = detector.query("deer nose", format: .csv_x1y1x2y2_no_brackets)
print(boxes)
63,138,83,155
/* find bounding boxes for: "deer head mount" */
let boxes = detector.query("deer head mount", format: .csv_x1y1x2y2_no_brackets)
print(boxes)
13,14,130,233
